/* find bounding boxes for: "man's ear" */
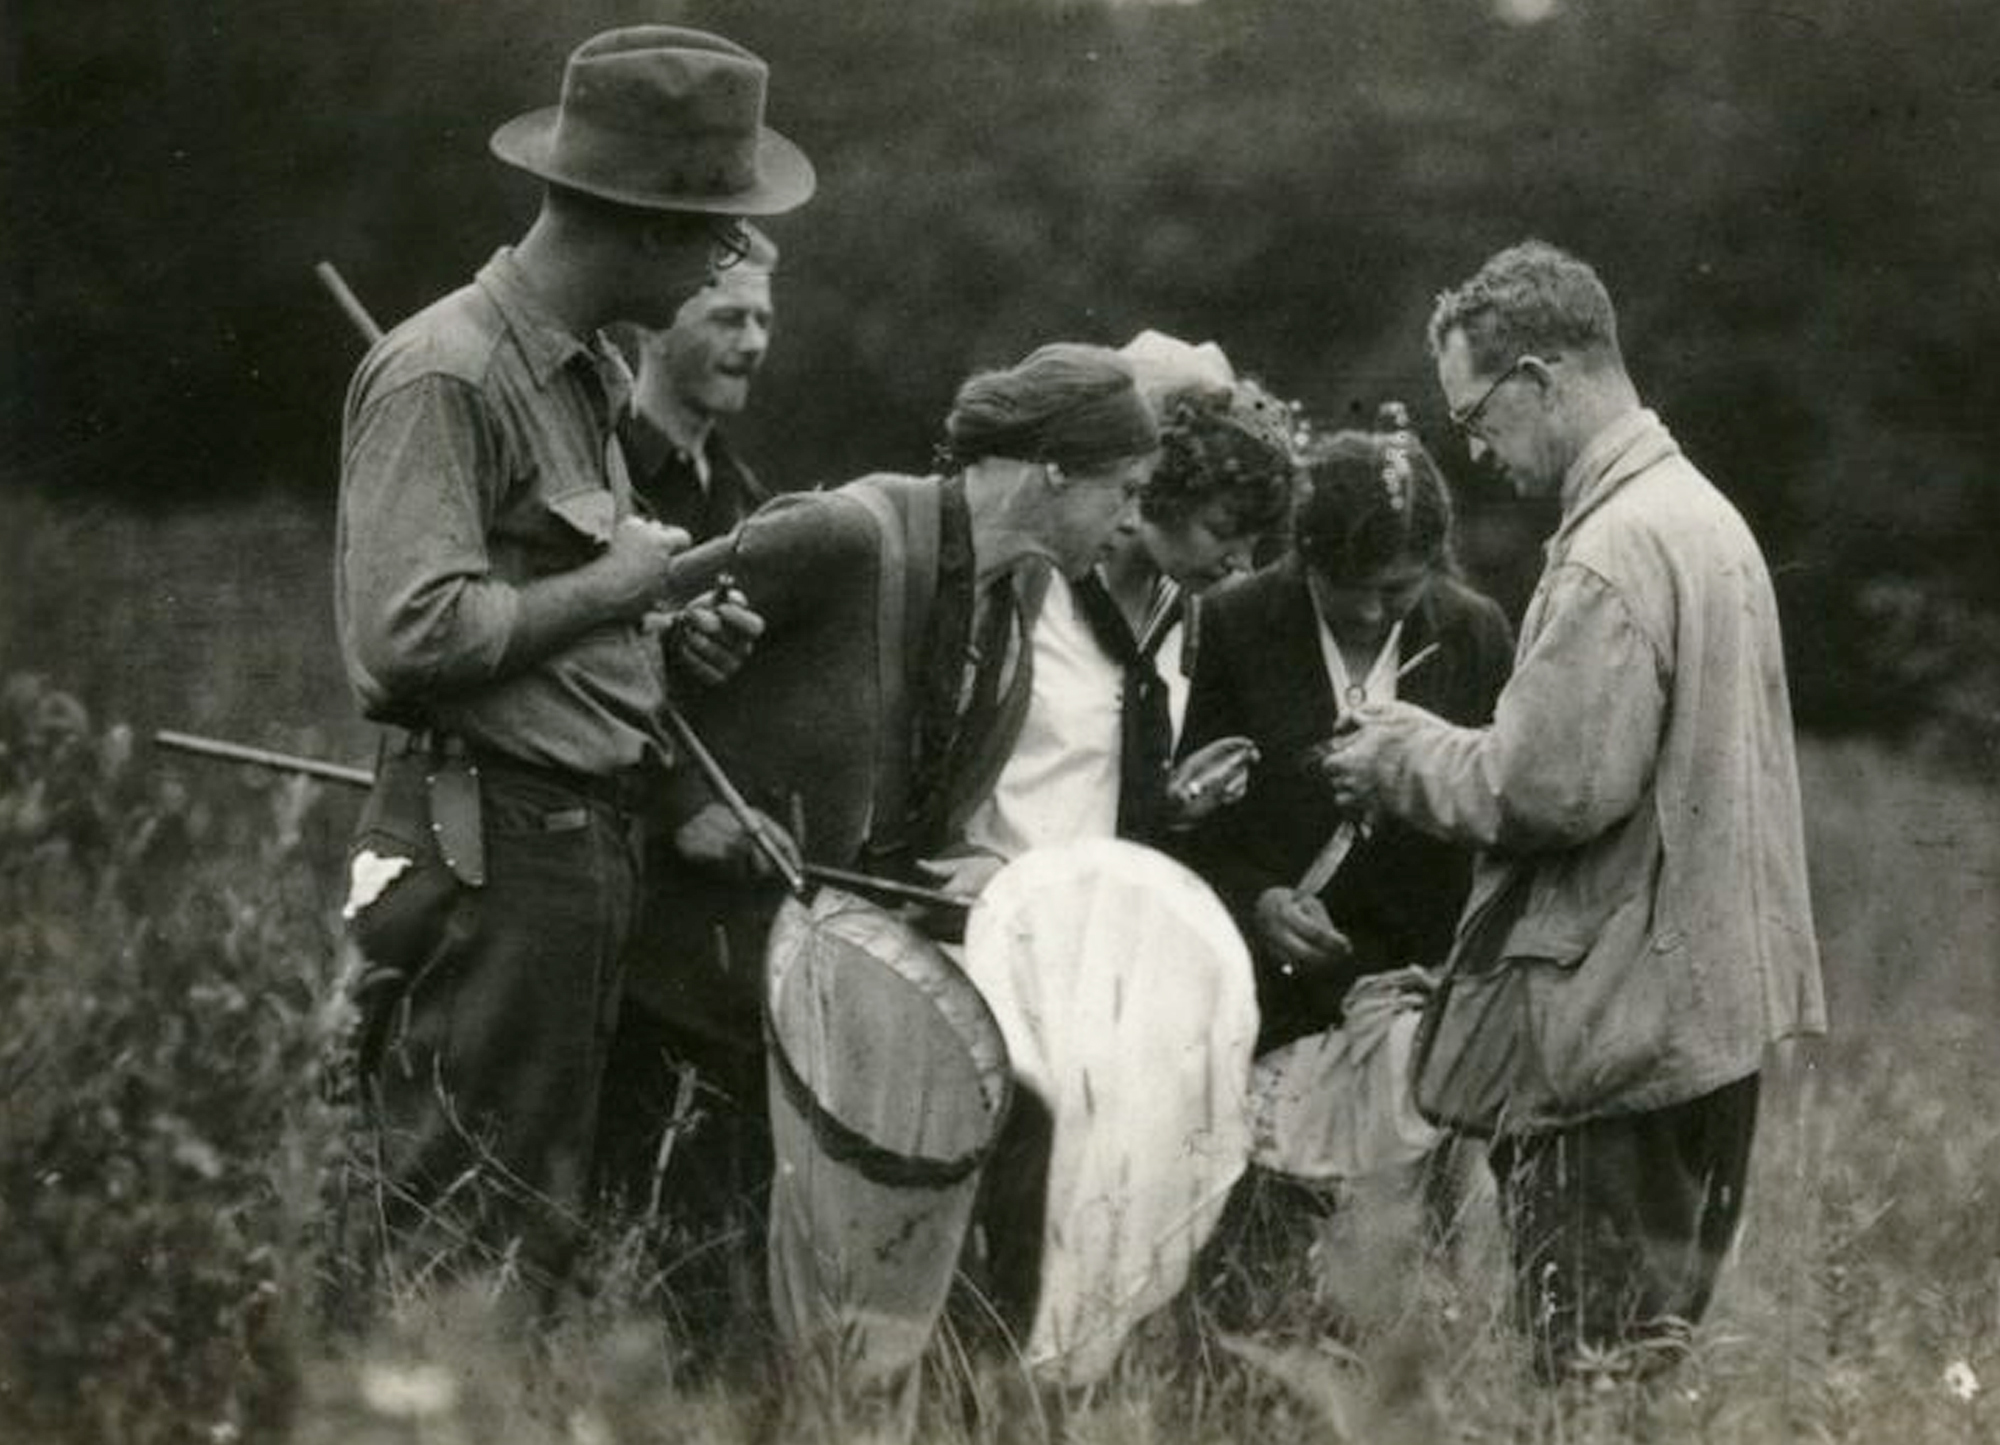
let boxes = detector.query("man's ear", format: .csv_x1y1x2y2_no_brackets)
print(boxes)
1520,354,1562,407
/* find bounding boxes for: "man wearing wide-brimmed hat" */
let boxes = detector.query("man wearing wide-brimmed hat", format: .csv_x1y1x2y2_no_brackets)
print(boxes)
333,25,813,1295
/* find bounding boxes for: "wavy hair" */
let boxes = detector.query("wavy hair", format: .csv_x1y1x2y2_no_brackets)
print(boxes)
1294,411,1457,582
1140,379,1297,539
1426,239,1621,374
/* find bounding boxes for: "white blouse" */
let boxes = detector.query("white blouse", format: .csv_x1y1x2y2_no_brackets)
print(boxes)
1314,612,1406,720
961,571,1126,861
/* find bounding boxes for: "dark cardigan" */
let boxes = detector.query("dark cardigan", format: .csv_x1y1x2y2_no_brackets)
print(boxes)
627,473,1049,1048
1176,560,1514,1051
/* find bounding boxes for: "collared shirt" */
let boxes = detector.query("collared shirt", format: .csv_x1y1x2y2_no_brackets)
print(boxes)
1557,405,1658,533
617,412,769,545
335,249,669,775
1313,613,1406,720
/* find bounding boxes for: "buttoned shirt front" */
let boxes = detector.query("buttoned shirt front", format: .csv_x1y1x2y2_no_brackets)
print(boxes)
618,411,769,545
335,249,669,775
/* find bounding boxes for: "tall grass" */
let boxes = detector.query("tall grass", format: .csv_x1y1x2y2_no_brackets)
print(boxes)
1,677,1991,1442
2,482,1996,1440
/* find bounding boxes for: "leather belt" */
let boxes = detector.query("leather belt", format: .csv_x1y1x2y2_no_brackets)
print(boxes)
390,729,653,814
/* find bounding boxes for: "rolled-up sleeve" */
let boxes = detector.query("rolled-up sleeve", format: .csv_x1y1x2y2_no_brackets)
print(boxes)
339,376,523,709
1372,565,1667,853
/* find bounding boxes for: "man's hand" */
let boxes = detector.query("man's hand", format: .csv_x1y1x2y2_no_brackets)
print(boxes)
1315,703,1405,815
600,516,692,617
648,595,767,686
1253,886,1354,977
672,800,802,882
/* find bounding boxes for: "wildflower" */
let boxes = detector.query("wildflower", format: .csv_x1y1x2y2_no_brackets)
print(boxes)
1945,1360,1980,1402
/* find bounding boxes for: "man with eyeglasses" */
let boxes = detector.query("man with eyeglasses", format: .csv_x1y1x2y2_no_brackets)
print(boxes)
1320,240,1824,1377
333,26,813,1295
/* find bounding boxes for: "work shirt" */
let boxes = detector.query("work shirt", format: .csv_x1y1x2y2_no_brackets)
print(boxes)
618,412,769,545
335,249,669,776
1355,409,1825,1124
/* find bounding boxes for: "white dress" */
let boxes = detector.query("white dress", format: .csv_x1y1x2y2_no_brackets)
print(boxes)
951,575,1259,1384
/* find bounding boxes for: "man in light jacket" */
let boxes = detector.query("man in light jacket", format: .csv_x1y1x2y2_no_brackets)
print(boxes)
1322,240,1825,1377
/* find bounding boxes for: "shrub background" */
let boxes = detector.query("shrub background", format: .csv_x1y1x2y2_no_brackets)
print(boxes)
4,0,1997,757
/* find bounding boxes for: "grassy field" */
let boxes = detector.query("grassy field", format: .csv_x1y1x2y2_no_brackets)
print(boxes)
2,488,1997,1443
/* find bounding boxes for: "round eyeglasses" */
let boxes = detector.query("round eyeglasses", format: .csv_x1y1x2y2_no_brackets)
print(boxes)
707,217,753,273
1448,355,1543,439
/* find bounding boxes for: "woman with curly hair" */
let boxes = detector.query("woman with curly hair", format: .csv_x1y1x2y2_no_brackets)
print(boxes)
1080,361,1300,842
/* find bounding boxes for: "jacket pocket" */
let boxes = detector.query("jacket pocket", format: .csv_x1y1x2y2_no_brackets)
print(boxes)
1500,804,1690,1119
1501,803,1659,967
1522,885,1679,1115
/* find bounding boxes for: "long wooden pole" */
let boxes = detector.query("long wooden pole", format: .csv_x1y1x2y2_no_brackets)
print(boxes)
153,729,376,789
314,260,385,345
151,728,969,913
658,702,811,900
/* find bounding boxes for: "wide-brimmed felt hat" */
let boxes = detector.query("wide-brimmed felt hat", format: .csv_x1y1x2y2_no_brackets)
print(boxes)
490,26,815,216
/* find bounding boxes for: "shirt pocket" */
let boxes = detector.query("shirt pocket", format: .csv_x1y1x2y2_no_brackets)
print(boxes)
508,483,618,578
545,484,616,545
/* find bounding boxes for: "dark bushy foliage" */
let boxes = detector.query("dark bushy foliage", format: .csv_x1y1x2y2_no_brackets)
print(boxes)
0,674,353,1445
4,0,1995,758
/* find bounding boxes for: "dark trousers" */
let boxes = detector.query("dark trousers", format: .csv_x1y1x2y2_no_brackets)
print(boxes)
594,1003,773,1225
591,841,777,1342
347,753,641,1290
1488,1073,1760,1378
